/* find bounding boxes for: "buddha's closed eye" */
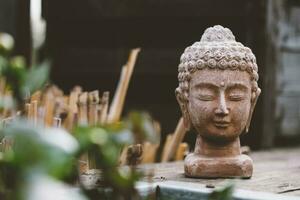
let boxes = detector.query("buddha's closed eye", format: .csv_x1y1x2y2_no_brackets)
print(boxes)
227,89,247,101
228,94,245,101
198,94,215,101
196,88,216,101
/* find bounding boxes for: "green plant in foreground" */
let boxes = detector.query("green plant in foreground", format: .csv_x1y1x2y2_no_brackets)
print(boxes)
0,32,159,200
0,33,49,110
208,183,234,200
0,111,158,200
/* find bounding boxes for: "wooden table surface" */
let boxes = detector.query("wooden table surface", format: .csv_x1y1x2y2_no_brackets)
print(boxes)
140,147,300,197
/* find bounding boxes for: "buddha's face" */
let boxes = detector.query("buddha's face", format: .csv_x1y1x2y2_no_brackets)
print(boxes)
187,69,252,142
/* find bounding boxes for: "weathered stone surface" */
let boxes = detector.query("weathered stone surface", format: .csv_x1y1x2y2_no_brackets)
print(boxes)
176,25,261,178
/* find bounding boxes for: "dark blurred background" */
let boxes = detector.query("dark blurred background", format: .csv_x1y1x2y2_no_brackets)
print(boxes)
1,0,300,150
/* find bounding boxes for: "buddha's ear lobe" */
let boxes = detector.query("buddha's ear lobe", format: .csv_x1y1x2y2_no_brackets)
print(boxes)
245,88,261,133
175,88,191,131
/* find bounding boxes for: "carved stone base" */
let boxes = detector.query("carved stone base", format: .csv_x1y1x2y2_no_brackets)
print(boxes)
184,153,253,178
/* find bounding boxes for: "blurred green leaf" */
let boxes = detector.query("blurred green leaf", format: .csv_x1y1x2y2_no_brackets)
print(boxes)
89,128,108,145
1,120,78,180
2,56,27,104
0,56,8,74
10,56,26,70
22,61,49,97
208,183,234,200
125,111,160,144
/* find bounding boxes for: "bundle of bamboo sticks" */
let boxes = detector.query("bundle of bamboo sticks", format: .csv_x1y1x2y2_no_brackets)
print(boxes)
0,48,190,169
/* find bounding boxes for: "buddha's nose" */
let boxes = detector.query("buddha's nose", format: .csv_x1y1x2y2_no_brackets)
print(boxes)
215,93,229,116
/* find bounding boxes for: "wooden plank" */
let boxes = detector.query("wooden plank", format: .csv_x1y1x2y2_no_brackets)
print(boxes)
140,148,300,196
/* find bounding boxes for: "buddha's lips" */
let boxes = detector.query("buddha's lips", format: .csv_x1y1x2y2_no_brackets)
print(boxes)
213,120,230,128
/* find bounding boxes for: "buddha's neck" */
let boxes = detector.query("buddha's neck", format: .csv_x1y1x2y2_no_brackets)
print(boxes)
194,134,241,157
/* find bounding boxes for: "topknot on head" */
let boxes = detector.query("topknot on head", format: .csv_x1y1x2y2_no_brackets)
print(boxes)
200,25,235,43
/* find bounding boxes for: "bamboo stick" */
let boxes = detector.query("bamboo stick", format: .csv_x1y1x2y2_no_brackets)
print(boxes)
175,143,189,161
0,77,6,95
141,142,159,163
141,121,161,163
31,90,41,102
161,117,187,162
87,91,100,169
119,146,128,166
43,92,55,127
31,100,38,126
64,90,80,130
25,103,32,119
99,91,109,124
108,49,140,166
63,95,69,106
161,134,173,162
78,92,88,126
107,48,140,124
88,91,99,126
78,92,90,172
70,90,80,114
72,85,82,94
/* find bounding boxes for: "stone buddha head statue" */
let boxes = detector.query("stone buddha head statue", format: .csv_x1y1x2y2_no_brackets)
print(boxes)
176,25,260,143
176,25,261,178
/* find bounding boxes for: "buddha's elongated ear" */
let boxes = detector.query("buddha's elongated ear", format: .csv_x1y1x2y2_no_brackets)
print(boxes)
245,88,261,133
175,88,191,131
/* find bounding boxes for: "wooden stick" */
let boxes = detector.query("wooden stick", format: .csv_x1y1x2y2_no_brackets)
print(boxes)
78,92,90,172
52,96,68,126
108,49,140,166
161,117,186,162
161,134,173,162
30,91,40,126
99,91,109,124
107,48,140,123
31,100,38,126
31,90,41,102
44,92,55,127
88,91,100,169
78,92,88,126
50,85,64,97
72,85,82,94
25,103,32,120
141,142,159,164
0,77,6,95
175,142,189,161
63,95,69,106
141,121,161,163
119,146,129,166
69,90,80,114
64,91,80,130
88,90,99,126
